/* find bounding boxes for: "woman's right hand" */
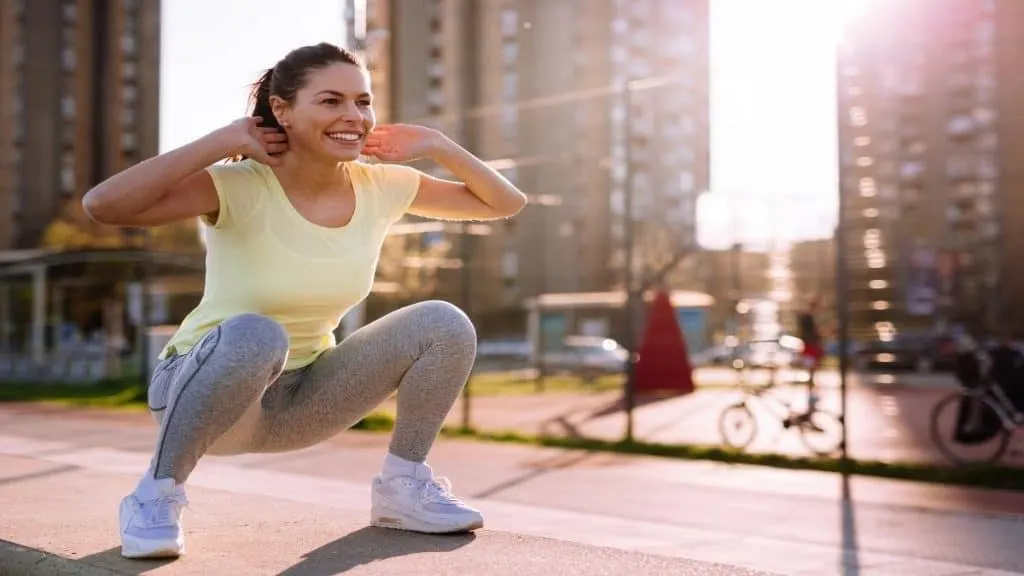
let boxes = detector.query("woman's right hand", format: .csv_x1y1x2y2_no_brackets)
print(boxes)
221,116,288,165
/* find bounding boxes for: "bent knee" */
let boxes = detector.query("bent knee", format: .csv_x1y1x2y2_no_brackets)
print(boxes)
219,313,290,369
413,300,477,352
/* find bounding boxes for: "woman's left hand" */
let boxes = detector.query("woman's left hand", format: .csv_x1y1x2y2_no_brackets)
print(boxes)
363,124,446,162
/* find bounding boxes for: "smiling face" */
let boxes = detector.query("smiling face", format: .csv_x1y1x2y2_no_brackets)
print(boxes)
270,62,376,162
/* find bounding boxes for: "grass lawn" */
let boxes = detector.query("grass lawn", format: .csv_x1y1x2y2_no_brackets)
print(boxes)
467,371,624,396
0,377,147,409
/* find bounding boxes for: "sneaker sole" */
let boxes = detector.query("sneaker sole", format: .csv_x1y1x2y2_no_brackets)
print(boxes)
120,537,184,557
370,506,483,534
120,534,185,559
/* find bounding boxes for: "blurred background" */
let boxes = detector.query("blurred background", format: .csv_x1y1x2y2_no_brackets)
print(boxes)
1,0,1022,471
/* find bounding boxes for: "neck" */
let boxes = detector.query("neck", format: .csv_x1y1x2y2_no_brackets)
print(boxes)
275,151,347,195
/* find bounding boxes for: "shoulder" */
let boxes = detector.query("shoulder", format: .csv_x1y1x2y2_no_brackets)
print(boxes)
348,160,421,191
202,159,273,229
350,160,422,224
205,158,271,187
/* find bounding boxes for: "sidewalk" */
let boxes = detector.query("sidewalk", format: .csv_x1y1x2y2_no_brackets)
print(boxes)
0,455,758,576
439,370,1022,466
1,403,1023,575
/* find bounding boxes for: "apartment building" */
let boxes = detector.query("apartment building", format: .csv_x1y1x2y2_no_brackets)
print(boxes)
837,0,1024,338
0,0,160,251
347,0,709,331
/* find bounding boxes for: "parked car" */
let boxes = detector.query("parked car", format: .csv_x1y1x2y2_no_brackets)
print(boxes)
543,336,629,381
475,335,628,381
854,333,957,373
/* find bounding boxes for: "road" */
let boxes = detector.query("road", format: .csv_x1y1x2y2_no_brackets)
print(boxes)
1,403,1023,575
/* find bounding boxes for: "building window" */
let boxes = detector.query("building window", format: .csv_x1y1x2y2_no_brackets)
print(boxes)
500,7,518,37
60,153,75,191
858,177,877,197
500,107,517,143
501,250,518,278
62,1,77,22
121,35,136,56
121,132,137,151
973,106,996,125
862,207,879,218
900,160,924,179
863,229,881,249
502,72,517,101
62,47,76,71
502,42,518,66
849,106,867,127
856,156,874,167
854,136,871,147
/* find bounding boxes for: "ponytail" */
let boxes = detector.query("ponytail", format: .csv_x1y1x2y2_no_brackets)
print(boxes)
248,67,281,130
233,68,280,163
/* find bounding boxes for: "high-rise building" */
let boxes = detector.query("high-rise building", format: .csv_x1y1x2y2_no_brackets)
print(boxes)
0,0,161,251
837,0,1024,338
348,0,710,332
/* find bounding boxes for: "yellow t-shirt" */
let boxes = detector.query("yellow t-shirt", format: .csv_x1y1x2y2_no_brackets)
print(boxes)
159,158,421,371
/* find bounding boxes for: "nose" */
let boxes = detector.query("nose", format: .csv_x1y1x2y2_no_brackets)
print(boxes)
340,101,362,124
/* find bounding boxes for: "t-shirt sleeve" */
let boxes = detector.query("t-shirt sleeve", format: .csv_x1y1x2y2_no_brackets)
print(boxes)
373,163,422,224
200,160,266,229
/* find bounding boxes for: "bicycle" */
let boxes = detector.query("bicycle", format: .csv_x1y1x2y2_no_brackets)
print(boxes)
930,378,1024,465
718,381,843,456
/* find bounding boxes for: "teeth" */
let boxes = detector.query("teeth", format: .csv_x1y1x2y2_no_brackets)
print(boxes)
328,132,361,142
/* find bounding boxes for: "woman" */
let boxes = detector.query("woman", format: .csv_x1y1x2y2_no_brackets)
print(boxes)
82,42,527,559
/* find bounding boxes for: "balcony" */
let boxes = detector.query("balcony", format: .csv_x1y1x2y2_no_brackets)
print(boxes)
947,115,976,140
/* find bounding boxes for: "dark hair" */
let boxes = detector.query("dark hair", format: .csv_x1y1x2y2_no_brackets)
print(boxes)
248,42,365,130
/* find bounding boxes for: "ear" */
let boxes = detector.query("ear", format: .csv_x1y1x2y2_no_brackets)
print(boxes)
269,95,290,128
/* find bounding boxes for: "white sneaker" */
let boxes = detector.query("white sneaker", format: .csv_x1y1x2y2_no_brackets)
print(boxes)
119,476,188,559
371,465,484,534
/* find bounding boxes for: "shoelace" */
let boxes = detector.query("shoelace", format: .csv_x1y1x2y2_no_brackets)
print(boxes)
143,494,189,527
421,477,463,505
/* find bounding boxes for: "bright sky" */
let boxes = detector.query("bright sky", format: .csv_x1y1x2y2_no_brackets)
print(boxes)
160,0,862,250
159,0,346,154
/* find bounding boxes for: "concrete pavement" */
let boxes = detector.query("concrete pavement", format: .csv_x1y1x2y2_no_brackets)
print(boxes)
2,404,1024,575
0,458,755,576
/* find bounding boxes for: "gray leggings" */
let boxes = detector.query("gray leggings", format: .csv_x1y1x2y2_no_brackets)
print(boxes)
145,300,477,484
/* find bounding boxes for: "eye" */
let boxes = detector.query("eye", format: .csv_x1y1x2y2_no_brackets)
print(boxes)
321,97,340,106
357,99,372,107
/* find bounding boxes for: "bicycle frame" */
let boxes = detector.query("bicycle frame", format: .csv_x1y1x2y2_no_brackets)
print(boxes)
736,384,803,423
975,381,1024,431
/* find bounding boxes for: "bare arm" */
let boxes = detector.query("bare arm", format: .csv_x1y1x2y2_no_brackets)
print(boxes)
82,117,285,227
363,124,528,221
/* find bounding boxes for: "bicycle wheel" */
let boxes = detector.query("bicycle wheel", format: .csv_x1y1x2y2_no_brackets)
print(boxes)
798,410,843,456
719,402,757,450
930,390,1010,465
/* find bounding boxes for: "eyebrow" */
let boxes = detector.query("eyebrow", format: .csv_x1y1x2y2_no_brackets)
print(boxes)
316,89,371,99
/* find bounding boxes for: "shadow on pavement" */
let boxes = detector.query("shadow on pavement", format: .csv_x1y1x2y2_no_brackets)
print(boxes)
840,473,860,576
587,393,678,420
471,450,593,499
0,464,78,487
276,526,475,575
76,547,177,574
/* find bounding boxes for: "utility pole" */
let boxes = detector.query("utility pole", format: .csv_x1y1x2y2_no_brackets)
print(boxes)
622,80,637,443
460,225,473,430
834,64,851,470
